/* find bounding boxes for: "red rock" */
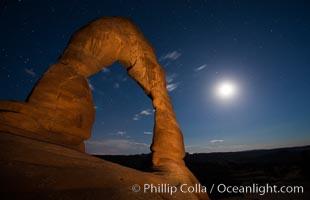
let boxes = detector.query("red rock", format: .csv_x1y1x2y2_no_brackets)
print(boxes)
0,17,210,200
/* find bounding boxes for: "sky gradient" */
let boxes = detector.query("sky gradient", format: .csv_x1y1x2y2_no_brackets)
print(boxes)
0,0,309,154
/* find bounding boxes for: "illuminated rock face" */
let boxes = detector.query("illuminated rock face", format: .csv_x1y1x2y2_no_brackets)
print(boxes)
0,17,210,200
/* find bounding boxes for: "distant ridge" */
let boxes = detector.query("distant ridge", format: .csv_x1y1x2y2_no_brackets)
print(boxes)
193,144,310,154
94,144,310,156
96,145,310,200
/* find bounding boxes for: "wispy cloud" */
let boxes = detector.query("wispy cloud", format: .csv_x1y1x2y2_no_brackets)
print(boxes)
144,131,152,135
24,68,36,77
101,68,110,73
166,73,179,92
140,109,152,115
167,83,179,92
108,131,128,136
166,73,178,83
133,109,153,121
116,131,127,136
195,64,207,72
87,79,95,91
159,50,181,61
133,114,140,121
85,139,150,155
209,139,224,143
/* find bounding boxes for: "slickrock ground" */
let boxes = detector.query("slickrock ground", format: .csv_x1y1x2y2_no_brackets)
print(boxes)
1,132,208,199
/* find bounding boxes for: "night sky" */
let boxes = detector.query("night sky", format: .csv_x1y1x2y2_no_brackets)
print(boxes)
1,0,309,155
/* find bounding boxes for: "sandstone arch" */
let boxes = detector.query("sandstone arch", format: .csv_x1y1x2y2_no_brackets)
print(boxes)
0,17,210,200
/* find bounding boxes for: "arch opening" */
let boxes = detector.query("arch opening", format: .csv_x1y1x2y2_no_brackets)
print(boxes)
85,62,154,156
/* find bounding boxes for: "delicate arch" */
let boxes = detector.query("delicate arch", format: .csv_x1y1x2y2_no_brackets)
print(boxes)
0,17,185,168
0,16,210,200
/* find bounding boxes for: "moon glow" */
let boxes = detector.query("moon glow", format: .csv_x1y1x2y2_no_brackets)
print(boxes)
215,81,238,100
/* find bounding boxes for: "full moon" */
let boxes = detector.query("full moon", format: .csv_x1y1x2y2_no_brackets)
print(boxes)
215,81,237,99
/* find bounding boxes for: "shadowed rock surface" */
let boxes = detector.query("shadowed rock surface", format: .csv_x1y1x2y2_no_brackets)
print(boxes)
0,17,209,199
